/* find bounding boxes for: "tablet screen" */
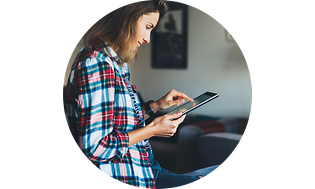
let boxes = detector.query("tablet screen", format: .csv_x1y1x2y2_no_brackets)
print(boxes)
166,92,219,115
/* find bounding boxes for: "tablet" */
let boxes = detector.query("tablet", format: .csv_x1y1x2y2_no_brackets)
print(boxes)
166,92,219,116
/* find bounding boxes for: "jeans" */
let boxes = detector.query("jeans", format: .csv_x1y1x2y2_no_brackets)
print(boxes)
147,146,219,189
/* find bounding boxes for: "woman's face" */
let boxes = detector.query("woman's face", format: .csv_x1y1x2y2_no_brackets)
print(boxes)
130,12,160,51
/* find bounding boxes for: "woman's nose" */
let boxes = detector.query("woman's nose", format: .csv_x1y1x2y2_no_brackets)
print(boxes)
144,32,151,44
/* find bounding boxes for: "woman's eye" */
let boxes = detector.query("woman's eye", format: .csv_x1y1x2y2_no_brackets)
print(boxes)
146,26,150,30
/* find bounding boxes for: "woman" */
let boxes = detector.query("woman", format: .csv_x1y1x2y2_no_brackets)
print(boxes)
64,1,217,188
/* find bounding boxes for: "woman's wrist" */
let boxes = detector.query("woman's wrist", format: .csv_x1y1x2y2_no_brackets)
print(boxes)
146,121,158,137
128,123,156,146
149,100,161,112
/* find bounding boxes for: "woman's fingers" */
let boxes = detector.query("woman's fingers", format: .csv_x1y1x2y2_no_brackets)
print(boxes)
164,112,183,120
171,90,194,102
168,90,194,107
152,112,186,137
157,89,194,110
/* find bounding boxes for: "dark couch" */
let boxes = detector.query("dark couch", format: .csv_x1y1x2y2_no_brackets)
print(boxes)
150,114,247,173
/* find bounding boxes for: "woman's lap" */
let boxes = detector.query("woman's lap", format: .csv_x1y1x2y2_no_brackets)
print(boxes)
154,165,219,188
183,165,219,177
155,169,199,189
147,146,219,188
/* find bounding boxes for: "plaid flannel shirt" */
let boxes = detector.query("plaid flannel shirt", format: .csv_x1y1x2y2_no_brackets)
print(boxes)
64,40,155,188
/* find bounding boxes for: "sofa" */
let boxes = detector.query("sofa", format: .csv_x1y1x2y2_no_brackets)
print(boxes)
149,114,248,173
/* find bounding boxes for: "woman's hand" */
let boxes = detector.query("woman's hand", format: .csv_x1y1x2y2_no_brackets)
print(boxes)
127,112,186,146
151,89,194,112
148,112,186,138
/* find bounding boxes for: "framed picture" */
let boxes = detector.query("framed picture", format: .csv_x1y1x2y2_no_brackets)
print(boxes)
151,2,188,69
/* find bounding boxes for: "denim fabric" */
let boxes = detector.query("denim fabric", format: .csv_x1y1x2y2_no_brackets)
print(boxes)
147,146,218,188
184,165,219,177
156,169,201,188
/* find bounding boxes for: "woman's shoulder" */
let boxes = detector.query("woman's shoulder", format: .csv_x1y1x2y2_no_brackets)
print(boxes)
74,43,115,70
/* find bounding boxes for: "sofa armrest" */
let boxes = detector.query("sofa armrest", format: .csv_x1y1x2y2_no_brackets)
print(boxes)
218,117,248,134
196,133,242,169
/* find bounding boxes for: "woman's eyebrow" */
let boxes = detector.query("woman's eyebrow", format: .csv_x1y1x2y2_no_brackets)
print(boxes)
148,22,155,28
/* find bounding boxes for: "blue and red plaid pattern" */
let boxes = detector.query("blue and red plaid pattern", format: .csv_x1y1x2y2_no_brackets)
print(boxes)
64,40,155,188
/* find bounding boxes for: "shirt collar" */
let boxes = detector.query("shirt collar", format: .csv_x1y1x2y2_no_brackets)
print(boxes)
98,40,122,64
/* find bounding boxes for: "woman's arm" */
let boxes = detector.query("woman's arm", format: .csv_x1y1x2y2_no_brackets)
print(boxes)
75,55,130,164
142,100,160,120
128,112,186,147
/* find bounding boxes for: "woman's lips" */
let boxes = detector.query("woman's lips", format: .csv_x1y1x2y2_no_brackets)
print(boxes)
138,42,142,47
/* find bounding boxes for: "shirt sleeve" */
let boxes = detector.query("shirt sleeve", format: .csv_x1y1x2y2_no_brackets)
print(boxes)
74,56,129,164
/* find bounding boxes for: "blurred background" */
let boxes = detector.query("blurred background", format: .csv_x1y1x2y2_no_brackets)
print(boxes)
64,2,251,174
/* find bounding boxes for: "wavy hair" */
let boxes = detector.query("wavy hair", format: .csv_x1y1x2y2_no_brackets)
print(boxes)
83,0,168,64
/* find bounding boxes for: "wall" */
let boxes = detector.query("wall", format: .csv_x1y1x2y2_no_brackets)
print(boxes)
64,5,252,118
129,6,251,118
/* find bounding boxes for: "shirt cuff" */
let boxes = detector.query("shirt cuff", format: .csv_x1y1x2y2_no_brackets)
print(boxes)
110,130,129,163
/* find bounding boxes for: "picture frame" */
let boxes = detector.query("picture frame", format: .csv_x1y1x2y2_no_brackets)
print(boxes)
151,1,188,69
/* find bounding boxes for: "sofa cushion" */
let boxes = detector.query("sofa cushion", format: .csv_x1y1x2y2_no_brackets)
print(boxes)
193,121,226,133
196,133,242,169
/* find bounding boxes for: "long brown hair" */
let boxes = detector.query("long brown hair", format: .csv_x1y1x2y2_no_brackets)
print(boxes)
83,0,168,64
